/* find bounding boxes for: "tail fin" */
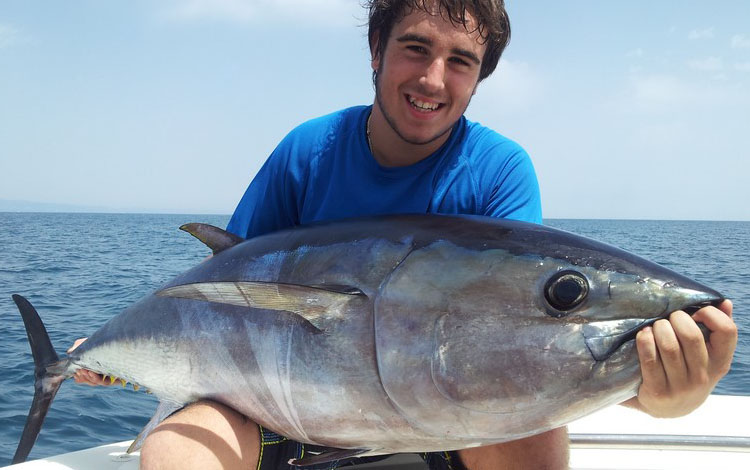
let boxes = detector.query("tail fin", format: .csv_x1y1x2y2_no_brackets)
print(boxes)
12,294,65,464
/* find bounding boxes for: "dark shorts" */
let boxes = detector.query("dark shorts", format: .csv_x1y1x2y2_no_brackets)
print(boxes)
256,425,467,470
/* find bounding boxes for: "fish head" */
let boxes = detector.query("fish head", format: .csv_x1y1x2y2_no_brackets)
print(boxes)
557,263,722,363
413,223,724,422
520,227,724,364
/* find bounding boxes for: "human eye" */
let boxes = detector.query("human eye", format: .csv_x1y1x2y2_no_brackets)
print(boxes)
449,56,471,67
405,44,428,55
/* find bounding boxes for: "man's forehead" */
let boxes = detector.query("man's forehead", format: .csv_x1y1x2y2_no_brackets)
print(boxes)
393,7,486,51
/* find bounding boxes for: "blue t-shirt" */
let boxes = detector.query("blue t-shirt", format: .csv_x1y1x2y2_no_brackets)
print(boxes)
227,105,541,239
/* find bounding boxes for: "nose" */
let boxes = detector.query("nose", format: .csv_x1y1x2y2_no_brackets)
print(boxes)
419,58,446,94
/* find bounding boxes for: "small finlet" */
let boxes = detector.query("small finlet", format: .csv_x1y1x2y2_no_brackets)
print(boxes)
289,448,371,466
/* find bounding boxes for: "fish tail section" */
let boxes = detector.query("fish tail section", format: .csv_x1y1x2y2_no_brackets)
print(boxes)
11,294,65,464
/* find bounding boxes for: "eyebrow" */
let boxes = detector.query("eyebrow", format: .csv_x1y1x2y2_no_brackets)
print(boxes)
395,33,481,65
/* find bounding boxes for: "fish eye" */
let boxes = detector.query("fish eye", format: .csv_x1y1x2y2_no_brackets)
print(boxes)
544,270,589,315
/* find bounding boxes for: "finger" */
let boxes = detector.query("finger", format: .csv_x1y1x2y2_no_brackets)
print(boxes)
76,370,97,386
74,370,97,386
692,305,738,379
692,305,738,348
636,326,667,390
669,311,709,382
74,369,108,386
718,299,733,318
67,337,88,354
88,371,111,386
652,318,689,387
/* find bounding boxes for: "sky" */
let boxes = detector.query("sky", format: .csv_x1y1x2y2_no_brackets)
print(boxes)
1,0,749,220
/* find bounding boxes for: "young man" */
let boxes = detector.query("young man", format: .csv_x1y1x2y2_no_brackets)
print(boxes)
74,1,737,469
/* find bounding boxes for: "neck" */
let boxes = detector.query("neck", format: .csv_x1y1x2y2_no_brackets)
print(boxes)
367,103,452,168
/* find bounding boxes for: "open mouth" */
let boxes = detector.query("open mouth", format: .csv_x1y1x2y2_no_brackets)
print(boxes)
583,298,723,362
406,94,443,113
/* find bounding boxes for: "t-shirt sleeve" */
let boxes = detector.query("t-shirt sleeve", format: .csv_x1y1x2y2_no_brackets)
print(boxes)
226,134,306,239
483,147,543,224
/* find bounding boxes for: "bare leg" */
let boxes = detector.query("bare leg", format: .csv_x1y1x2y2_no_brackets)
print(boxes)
456,428,569,470
140,400,260,470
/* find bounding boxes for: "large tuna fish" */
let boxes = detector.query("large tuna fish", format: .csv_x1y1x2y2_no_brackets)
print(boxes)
11,214,723,465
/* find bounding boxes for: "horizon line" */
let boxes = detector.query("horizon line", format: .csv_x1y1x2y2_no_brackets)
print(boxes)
1,210,747,223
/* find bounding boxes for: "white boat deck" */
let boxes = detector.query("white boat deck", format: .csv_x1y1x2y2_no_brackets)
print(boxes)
4,395,748,470
567,394,749,469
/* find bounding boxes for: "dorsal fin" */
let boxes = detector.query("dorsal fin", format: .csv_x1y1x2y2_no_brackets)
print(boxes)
179,223,244,255
157,282,366,331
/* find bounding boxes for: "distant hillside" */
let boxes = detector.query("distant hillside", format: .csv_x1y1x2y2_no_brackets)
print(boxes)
0,199,109,213
0,199,231,215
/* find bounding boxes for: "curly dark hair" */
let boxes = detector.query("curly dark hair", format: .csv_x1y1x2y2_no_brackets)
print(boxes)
366,0,511,83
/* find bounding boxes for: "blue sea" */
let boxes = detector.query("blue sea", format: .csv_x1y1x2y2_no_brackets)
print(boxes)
0,213,748,465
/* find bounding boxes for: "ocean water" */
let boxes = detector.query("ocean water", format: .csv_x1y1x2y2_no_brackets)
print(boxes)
0,213,747,465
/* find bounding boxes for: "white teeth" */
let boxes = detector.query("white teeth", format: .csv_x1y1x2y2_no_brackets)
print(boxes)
409,96,439,111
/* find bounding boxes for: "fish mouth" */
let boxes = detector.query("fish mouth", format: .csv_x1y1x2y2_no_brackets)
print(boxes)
583,298,723,362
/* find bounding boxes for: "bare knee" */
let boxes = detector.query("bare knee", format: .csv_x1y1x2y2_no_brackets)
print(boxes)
140,400,260,470
457,427,569,470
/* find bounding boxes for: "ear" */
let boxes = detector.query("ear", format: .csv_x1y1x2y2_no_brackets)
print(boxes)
370,30,381,71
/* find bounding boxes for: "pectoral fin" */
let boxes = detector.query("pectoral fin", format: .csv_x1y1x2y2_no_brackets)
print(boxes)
157,282,367,331
289,447,371,467
180,223,244,255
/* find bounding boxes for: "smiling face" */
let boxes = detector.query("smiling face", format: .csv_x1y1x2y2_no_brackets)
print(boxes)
369,6,486,166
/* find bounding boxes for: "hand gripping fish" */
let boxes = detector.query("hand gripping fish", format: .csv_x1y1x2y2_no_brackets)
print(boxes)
11,214,723,466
